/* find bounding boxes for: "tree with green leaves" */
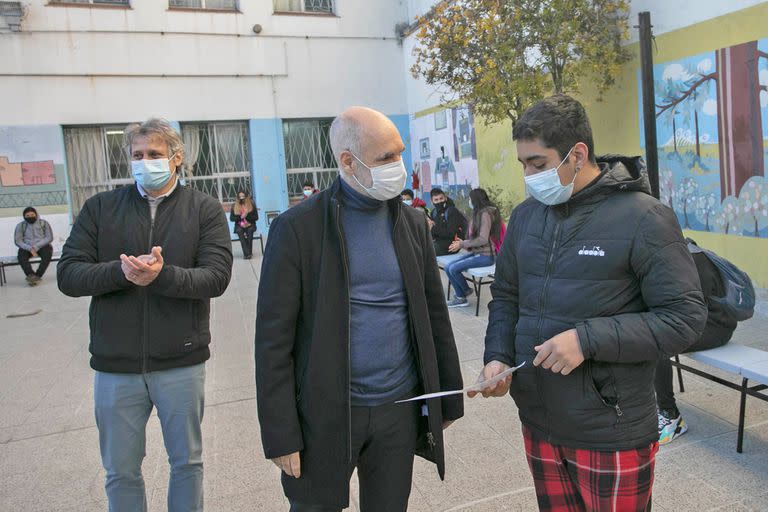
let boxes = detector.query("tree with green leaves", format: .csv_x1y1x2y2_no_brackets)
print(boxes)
411,0,631,125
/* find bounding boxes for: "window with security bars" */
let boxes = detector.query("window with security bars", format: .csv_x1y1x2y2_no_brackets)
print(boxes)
179,122,251,212
273,0,334,14
63,125,134,218
283,118,338,204
49,0,130,5
169,0,238,10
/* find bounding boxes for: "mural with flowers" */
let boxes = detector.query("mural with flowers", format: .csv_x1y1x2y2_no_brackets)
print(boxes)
640,38,768,237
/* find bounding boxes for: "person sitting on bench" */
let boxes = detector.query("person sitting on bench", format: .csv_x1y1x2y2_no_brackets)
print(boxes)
655,248,739,444
13,206,54,286
444,188,501,308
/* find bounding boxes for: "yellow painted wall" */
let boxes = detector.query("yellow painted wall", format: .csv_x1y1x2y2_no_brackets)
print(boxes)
414,2,768,286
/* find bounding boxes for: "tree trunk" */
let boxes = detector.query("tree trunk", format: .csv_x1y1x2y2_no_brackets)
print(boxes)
694,109,700,157
672,115,678,152
756,217,760,237
683,203,689,228
705,212,710,231
716,40,765,200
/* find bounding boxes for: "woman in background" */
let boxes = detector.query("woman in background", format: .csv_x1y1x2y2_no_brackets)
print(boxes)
444,188,502,308
231,190,259,259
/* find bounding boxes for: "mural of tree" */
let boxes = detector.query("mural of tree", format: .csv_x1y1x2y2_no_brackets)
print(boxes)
694,192,719,231
659,168,675,210
655,41,767,200
737,176,768,237
714,196,741,235
674,177,698,228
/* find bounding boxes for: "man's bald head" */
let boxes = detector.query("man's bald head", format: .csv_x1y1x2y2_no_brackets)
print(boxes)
330,106,406,192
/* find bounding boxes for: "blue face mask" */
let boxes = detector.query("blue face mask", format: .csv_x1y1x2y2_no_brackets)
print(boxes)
524,147,576,206
131,154,175,190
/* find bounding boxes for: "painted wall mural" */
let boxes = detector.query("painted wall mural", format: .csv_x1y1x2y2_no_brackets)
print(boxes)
0,125,68,215
409,105,479,208
641,38,768,237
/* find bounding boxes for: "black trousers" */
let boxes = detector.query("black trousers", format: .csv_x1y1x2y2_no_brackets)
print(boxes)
655,327,732,412
235,226,255,257
18,244,53,278
289,399,420,512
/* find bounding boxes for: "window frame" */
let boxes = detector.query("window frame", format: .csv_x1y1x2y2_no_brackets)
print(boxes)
167,0,240,13
47,0,131,9
273,0,336,17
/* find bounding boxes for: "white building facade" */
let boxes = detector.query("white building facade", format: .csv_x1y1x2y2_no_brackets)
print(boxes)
0,0,412,253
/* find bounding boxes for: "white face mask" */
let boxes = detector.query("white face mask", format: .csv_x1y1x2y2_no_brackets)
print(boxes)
403,199,413,206
303,189,313,197
350,153,407,201
523,147,576,205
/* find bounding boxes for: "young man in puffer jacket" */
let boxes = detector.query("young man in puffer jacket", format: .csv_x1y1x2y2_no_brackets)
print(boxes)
471,94,707,511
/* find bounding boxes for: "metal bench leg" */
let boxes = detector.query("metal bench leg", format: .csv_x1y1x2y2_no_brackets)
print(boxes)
474,278,482,316
259,235,264,254
675,355,685,393
446,280,452,300
737,377,748,453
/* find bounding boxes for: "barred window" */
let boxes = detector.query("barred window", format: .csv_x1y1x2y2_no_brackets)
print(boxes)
273,0,334,15
169,0,238,10
282,118,337,204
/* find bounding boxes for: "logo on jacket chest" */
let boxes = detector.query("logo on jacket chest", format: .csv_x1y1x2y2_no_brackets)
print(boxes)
578,245,605,257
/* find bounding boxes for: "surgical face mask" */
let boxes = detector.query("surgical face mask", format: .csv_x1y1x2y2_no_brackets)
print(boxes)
25,216,36,224
350,153,407,201
303,189,313,197
524,147,576,206
131,153,176,190
403,199,413,206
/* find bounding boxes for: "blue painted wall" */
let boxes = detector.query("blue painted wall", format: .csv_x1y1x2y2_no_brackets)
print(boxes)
388,114,413,189
249,118,288,235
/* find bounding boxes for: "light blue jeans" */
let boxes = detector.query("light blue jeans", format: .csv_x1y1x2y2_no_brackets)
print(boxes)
444,253,494,298
94,363,206,512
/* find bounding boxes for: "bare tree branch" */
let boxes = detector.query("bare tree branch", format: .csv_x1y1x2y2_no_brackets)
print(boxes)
655,73,718,118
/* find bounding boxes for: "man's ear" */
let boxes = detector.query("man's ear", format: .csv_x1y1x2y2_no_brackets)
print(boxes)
339,151,355,175
170,151,184,171
572,142,590,170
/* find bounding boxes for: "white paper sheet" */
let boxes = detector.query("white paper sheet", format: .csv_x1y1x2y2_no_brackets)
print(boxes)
395,362,526,403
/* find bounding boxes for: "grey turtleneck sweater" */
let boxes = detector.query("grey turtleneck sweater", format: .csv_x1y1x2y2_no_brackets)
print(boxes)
339,178,418,406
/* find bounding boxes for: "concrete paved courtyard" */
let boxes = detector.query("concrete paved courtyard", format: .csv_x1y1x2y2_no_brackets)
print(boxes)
1,246,767,511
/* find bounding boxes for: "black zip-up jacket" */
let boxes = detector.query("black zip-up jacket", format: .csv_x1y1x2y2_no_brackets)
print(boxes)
485,156,707,450
57,185,233,373
255,178,464,508
430,197,467,255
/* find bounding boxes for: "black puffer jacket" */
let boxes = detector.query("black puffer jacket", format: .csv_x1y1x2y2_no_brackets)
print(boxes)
485,156,707,450
58,185,233,373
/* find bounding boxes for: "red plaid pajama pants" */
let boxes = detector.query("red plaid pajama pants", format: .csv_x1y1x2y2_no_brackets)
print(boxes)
523,426,659,512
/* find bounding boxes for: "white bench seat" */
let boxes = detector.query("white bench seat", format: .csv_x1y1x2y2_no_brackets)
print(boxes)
674,344,768,453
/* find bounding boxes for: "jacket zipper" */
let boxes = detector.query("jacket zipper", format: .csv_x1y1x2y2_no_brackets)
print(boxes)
392,205,434,450
142,202,154,374
535,214,562,439
587,364,623,420
335,201,353,462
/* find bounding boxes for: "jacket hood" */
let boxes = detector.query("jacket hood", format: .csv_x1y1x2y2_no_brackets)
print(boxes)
571,155,651,205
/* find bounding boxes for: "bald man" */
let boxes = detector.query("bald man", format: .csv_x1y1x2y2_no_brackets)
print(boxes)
255,107,464,511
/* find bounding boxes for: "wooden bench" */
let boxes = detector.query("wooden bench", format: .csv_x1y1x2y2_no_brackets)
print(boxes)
672,344,768,453
0,253,62,286
436,254,495,316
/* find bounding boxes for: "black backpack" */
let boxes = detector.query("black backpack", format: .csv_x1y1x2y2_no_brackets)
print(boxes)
687,238,755,322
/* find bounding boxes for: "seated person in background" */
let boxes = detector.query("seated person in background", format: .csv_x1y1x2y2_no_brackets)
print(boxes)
444,188,501,308
428,187,467,256
302,181,319,199
401,188,429,216
14,206,54,286
656,243,741,444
